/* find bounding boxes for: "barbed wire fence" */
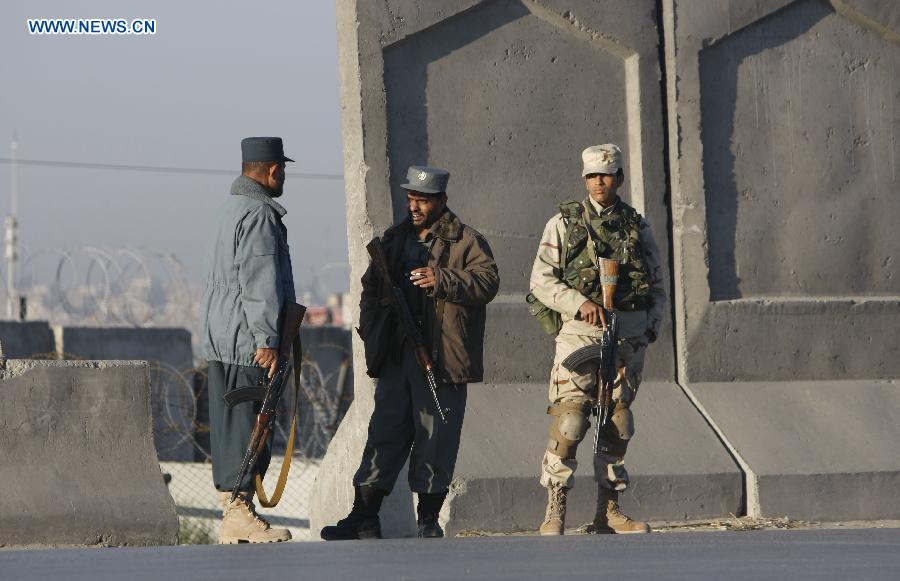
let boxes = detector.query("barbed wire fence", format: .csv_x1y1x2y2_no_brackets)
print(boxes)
8,245,204,355
2,246,354,543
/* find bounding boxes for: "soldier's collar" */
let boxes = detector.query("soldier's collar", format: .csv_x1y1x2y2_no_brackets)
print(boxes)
399,208,461,241
431,208,462,241
585,195,620,218
230,175,287,217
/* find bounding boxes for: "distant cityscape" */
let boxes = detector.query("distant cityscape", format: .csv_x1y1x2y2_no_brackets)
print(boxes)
0,245,352,365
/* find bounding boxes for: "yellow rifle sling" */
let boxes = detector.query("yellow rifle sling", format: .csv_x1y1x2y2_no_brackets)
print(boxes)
254,408,297,508
255,334,303,508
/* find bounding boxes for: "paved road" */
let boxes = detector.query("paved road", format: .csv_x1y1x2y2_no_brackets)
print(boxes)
2,528,899,580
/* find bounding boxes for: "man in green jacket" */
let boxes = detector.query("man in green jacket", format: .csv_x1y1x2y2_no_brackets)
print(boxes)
321,166,500,540
200,137,296,544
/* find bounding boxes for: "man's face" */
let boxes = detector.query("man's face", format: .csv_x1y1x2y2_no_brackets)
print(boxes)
407,192,446,228
267,163,286,197
584,172,622,206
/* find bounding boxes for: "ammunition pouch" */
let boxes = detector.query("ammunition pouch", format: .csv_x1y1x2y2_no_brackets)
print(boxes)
526,292,562,336
547,401,591,459
574,267,598,293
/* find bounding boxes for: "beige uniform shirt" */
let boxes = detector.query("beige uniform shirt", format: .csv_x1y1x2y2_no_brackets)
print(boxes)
529,197,667,339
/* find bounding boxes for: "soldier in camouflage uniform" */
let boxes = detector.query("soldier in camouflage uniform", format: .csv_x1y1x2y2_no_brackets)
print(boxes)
529,144,667,535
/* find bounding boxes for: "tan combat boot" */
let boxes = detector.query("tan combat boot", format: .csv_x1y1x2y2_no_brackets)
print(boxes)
592,486,650,534
218,491,292,544
539,485,568,535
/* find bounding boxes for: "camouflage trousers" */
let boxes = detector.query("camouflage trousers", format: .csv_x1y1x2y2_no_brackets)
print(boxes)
539,331,647,491
353,347,467,495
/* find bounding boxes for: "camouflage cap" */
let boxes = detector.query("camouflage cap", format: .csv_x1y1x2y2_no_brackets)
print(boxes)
401,165,450,196
581,144,622,176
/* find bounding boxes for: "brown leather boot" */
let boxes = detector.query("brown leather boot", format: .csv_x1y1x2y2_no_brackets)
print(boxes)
539,485,568,535
592,486,650,534
218,491,292,544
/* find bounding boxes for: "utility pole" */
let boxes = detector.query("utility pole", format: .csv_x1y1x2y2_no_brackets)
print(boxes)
5,134,19,319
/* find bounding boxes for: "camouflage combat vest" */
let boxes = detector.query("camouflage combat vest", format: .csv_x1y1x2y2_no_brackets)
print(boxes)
559,199,653,311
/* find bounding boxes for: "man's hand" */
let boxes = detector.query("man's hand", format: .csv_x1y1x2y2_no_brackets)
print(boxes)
577,300,607,328
254,347,279,379
644,328,657,344
410,267,436,289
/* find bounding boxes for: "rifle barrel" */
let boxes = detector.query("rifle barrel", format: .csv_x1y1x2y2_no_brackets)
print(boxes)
424,367,448,425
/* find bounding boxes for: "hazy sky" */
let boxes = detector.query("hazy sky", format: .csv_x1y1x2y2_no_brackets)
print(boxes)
0,1,348,298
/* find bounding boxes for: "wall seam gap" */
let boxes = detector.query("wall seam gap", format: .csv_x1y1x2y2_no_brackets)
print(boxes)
656,0,757,518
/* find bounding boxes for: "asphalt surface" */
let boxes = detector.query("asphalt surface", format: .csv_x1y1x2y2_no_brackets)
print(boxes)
2,528,900,581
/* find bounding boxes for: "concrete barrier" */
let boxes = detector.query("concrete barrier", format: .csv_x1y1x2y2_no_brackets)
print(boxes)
445,381,741,536
0,321,54,358
54,326,193,370
0,360,178,546
54,326,196,461
314,0,900,533
663,0,900,519
311,0,741,537
687,380,900,521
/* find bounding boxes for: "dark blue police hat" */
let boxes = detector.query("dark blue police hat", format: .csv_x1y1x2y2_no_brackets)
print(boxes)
241,137,295,163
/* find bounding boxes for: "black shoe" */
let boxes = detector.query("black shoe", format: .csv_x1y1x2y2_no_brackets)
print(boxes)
415,491,447,539
320,515,382,540
416,516,444,538
320,485,386,541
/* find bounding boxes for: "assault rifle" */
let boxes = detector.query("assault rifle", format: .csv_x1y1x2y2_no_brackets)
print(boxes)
366,237,448,424
560,257,619,454
227,301,307,504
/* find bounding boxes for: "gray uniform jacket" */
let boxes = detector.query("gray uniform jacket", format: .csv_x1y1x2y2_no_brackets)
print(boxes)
200,175,296,366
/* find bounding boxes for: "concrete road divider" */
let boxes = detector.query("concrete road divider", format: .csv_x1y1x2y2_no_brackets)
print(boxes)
0,360,178,547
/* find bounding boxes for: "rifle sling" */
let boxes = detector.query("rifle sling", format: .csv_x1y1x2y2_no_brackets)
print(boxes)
255,334,303,508
581,201,601,269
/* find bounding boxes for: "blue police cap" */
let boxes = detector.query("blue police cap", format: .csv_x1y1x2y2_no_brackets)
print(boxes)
241,137,294,163
401,166,450,195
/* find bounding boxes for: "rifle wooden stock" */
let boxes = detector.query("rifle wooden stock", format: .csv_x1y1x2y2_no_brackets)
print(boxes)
598,257,619,311
592,259,620,454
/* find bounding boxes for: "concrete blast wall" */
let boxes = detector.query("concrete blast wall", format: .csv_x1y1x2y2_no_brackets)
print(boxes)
0,360,178,546
312,0,742,537
665,0,900,519
313,0,900,534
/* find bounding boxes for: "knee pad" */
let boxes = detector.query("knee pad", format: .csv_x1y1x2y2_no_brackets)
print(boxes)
596,421,630,458
546,402,590,460
610,403,634,441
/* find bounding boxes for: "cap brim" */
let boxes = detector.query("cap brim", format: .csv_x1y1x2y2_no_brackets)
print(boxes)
400,183,443,195
283,156,295,163
582,164,619,177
